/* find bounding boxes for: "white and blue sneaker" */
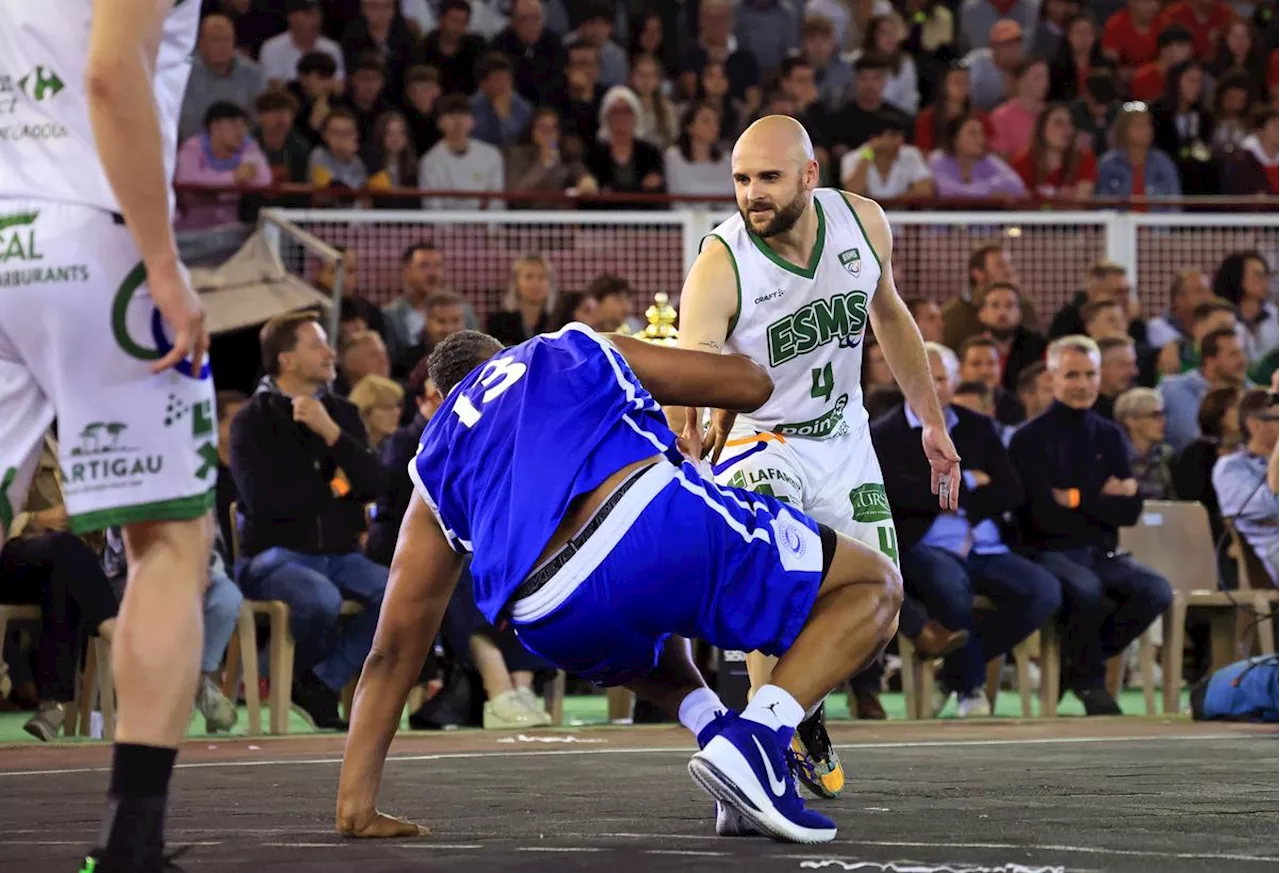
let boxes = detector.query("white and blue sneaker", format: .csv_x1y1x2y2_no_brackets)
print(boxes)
696,712,760,838
689,715,837,843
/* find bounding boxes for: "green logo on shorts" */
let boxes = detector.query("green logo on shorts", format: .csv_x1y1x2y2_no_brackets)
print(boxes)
0,467,16,533
61,422,165,498
165,394,214,438
69,422,135,456
849,483,892,523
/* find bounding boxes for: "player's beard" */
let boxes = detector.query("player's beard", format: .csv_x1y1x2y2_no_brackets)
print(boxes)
741,184,808,239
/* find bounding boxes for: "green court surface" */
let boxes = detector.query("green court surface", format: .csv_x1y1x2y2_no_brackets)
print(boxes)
0,689,1185,744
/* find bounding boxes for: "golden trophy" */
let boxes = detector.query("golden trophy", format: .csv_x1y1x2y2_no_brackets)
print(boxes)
633,292,678,346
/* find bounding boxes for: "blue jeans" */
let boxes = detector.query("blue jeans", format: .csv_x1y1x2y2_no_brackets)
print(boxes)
902,544,1061,695
203,567,243,674
238,547,388,693
1034,548,1173,691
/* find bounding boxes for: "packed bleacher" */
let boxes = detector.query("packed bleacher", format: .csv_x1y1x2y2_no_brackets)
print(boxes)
1,0,1277,740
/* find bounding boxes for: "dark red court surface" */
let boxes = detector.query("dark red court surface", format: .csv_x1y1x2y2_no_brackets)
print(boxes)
1,719,1275,873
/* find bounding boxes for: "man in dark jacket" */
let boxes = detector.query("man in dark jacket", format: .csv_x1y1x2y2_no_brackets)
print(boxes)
1009,335,1173,715
974,281,1047,397
490,0,564,104
872,343,1060,717
231,312,389,730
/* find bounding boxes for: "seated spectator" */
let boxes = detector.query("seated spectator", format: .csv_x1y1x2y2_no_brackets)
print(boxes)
1015,360,1055,423
907,297,945,344
734,0,801,79
1082,299,1130,343
1131,25,1194,102
942,241,1042,349
504,107,597,209
951,379,995,418
774,57,836,165
1011,103,1098,199
1096,336,1141,418
1009,335,1173,715
551,290,601,331
989,59,1050,159
1048,13,1105,103
959,0,1039,55
415,0,486,95
679,0,759,103
1147,269,1213,363
393,291,468,376
801,13,854,112
663,103,734,207
1212,389,1280,583
336,329,391,396
873,343,1060,718
491,0,563,105
849,13,920,117
308,107,370,191
1101,0,1162,77
254,89,311,184
958,335,1027,426
340,0,417,97
587,273,636,332
231,313,389,730
1069,70,1121,157
629,53,679,150
929,114,1028,200
562,3,626,89
1115,388,1176,499
585,86,666,207
215,389,247,555
827,55,913,166
175,102,271,228
318,248,386,343
975,282,1047,397
630,9,674,78
471,52,534,148
1152,60,1217,195
349,374,405,453
419,95,505,210
840,114,933,199
364,110,419,197
1214,250,1279,364
690,60,749,148
914,63,995,155
554,41,608,148
1164,298,1243,376
862,338,897,393
342,52,395,142
1050,260,1145,342
290,51,341,146
180,14,267,143
485,252,556,346
1173,386,1245,570
383,243,449,371
1210,72,1257,153
260,0,346,85
964,19,1026,111
1221,108,1279,196
1158,0,1236,62
1208,17,1268,86
1097,100,1182,204
1160,327,1250,452
402,65,443,155
0,435,118,741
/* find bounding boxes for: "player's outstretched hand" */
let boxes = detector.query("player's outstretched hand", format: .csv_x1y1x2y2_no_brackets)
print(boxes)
147,261,209,376
338,810,430,839
677,406,704,463
703,408,737,464
921,424,961,511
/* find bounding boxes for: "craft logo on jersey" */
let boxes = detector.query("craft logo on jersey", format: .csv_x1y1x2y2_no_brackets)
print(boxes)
838,248,862,278
849,483,892,523
765,291,869,367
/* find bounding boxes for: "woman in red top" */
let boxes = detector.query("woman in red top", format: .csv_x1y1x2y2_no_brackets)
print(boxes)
914,63,993,154
1101,0,1162,75
1011,103,1098,199
1049,13,1105,102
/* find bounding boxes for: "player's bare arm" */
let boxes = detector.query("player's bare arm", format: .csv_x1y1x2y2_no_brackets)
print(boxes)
337,497,464,839
848,191,961,509
87,0,209,375
661,237,741,461
608,333,771,414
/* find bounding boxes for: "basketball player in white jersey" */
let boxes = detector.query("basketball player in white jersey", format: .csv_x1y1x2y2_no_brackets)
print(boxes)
0,2,215,870
672,115,960,800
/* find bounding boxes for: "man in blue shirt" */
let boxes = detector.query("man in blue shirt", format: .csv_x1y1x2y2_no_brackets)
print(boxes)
1010,336,1173,715
873,344,1060,717
1213,389,1279,584
1159,328,1250,452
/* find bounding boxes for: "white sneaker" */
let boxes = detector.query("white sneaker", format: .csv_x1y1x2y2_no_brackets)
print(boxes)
515,686,553,726
484,690,550,729
196,675,238,733
956,691,992,718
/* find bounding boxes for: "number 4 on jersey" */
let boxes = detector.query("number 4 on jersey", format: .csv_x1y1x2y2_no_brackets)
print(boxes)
810,363,834,402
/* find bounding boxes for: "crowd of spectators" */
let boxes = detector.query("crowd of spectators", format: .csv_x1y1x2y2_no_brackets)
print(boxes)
171,0,1280,225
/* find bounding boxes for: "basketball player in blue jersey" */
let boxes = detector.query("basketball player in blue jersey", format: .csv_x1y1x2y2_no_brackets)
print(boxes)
335,324,905,844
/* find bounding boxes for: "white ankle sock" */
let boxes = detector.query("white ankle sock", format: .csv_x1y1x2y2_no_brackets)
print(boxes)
678,687,727,738
741,684,804,730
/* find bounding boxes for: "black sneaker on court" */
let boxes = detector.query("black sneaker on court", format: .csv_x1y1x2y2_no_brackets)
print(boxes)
789,703,845,799
291,671,349,731
80,845,188,872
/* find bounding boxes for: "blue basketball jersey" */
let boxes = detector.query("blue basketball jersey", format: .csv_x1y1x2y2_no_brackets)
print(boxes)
409,324,677,623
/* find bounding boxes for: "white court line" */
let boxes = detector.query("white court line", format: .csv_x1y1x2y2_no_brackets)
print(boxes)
778,842,1279,865
0,733,1266,778
518,846,606,853
645,849,731,857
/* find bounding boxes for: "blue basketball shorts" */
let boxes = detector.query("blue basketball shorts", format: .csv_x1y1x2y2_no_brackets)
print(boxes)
508,460,829,686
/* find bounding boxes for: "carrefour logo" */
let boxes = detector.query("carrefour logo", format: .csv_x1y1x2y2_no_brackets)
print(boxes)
17,66,64,102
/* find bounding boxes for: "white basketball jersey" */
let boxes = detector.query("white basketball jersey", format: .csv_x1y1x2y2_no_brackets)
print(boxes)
0,0,198,214
708,188,882,440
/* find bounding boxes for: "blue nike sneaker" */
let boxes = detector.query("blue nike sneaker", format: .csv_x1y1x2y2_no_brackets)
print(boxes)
688,716,837,843
696,712,759,838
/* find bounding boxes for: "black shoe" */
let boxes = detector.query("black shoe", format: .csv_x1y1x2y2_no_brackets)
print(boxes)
81,845,189,872
291,672,349,731
1075,687,1123,716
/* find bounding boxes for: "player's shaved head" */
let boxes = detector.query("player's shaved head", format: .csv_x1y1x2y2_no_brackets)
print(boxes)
730,116,818,239
428,329,504,395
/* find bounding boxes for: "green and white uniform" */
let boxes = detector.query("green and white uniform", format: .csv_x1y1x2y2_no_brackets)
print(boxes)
0,0,216,534
708,188,898,564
